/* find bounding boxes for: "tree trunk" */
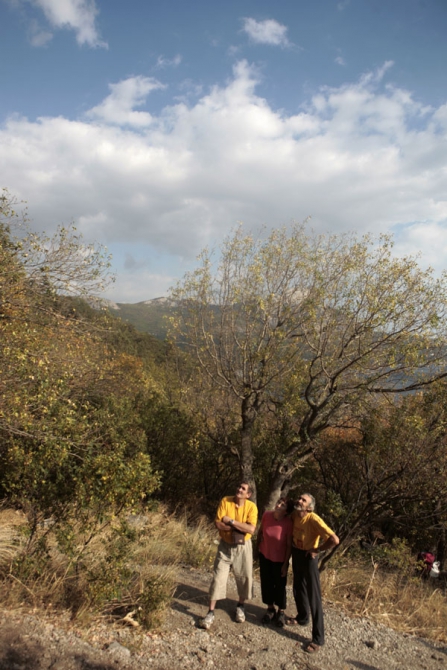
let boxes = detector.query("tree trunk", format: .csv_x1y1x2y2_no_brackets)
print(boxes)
437,529,445,571
319,543,339,571
264,441,315,512
264,470,293,511
239,396,257,503
434,500,445,570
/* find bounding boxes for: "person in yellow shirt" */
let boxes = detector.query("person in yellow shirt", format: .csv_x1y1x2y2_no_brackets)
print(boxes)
199,482,258,629
287,493,339,654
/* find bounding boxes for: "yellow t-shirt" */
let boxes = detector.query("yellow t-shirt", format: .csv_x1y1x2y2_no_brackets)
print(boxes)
291,511,334,551
216,496,258,544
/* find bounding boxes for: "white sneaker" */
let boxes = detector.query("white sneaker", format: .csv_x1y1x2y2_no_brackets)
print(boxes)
235,606,245,623
199,611,215,629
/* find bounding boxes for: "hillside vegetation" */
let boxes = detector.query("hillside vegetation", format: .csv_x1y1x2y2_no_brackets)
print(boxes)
1,190,447,634
107,298,175,340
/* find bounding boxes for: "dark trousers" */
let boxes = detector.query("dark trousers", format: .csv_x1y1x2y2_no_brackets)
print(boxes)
291,546,325,646
259,552,287,610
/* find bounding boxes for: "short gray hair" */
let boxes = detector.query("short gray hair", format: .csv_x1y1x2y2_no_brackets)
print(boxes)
302,493,315,511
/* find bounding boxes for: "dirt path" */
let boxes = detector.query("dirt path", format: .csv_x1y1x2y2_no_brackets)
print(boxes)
1,566,446,670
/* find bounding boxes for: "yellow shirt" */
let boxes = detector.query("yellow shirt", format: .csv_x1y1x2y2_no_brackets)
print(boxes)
291,511,334,551
216,496,258,544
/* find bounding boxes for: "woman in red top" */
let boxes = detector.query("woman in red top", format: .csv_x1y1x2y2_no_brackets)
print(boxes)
257,497,294,627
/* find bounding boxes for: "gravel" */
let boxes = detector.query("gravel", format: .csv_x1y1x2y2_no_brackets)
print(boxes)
0,566,446,670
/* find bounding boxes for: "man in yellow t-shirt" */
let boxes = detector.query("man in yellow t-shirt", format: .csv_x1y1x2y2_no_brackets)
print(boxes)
199,482,258,629
288,493,339,654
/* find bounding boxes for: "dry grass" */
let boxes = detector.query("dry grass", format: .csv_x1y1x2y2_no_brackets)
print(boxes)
0,504,216,628
0,525,21,572
321,560,447,643
0,508,27,527
0,508,27,573
8,506,447,642
135,511,216,568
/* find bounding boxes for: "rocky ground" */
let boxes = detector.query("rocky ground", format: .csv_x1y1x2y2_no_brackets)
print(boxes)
1,566,446,670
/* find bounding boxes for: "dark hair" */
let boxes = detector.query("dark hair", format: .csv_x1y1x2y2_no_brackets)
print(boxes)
240,481,254,495
278,497,295,516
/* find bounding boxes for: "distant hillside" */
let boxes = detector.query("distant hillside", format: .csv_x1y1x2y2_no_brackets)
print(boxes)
108,297,176,339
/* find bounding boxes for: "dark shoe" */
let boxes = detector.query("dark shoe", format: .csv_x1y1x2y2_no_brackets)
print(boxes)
276,611,286,627
286,616,309,626
261,608,276,624
286,617,309,626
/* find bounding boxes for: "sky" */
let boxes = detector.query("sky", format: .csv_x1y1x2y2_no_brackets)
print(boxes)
1,0,447,303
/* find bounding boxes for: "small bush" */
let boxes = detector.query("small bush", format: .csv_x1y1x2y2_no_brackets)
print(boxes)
0,505,213,629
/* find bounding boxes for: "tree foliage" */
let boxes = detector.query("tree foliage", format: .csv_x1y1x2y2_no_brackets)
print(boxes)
171,224,447,506
295,389,447,566
0,191,159,536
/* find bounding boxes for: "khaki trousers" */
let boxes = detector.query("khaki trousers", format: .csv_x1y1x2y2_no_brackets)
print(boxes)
209,539,253,602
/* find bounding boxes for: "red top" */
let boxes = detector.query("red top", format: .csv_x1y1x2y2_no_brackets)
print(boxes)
259,511,293,562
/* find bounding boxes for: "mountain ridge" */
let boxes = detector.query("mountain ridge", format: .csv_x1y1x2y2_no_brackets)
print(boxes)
105,297,175,339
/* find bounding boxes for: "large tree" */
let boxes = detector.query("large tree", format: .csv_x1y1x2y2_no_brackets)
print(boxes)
171,225,447,505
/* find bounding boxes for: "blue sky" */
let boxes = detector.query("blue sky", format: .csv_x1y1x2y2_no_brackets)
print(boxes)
1,0,447,303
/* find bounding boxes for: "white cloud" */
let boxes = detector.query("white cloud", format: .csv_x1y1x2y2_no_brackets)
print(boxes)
86,76,166,127
242,18,290,47
1,61,447,301
176,79,204,99
106,268,177,303
31,0,106,47
394,222,447,271
335,56,346,66
28,18,53,46
360,60,394,87
228,45,241,57
156,54,182,69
